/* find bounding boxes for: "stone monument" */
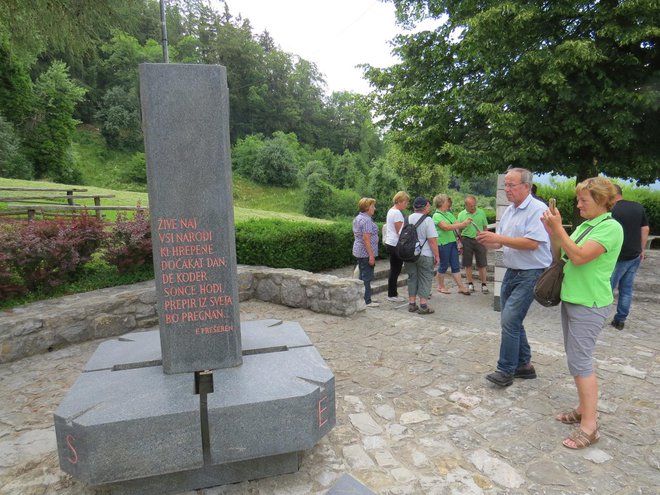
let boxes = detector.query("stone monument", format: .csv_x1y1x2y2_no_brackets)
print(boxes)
53,63,335,494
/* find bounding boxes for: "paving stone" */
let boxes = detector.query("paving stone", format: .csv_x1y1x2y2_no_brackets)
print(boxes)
342,445,374,469
349,413,383,435
469,449,525,489
399,410,431,424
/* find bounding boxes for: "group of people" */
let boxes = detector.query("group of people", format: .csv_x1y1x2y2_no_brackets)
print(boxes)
351,192,492,311
352,167,649,450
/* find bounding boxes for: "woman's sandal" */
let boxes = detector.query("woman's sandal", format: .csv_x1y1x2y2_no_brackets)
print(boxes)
555,409,582,425
563,427,600,449
437,288,451,294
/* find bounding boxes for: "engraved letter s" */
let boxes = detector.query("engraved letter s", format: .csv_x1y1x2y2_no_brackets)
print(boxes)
65,434,78,464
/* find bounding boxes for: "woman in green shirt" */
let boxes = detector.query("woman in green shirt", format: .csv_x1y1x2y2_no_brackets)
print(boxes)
542,177,623,449
432,194,472,295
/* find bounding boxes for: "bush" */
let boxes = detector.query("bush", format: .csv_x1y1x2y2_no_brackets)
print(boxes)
304,173,361,220
0,251,26,300
103,210,153,274
236,219,354,271
332,188,361,219
303,174,334,218
121,151,147,186
0,216,105,292
250,139,299,187
640,195,660,235
232,134,265,177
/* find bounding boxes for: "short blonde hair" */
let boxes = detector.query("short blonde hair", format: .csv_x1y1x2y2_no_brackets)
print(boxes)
358,197,376,212
392,191,410,205
433,194,449,209
575,177,617,210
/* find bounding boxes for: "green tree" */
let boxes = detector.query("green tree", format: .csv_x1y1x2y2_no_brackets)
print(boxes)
331,150,365,191
0,114,32,178
300,160,331,182
0,0,136,61
365,160,405,222
251,136,299,187
383,140,450,198
232,133,266,177
0,35,33,128
24,61,86,182
95,86,142,151
369,0,659,185
303,173,334,219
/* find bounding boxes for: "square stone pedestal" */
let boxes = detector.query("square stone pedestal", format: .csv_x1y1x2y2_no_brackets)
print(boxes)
54,320,335,494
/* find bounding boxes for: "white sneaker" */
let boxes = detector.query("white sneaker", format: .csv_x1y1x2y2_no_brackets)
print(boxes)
481,284,489,294
468,283,475,292
387,296,406,302
366,302,380,308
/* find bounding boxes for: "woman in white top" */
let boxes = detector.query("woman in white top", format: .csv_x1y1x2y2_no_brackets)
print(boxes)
384,191,410,302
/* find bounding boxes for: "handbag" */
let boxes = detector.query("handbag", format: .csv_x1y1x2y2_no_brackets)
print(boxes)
533,259,566,307
533,220,606,307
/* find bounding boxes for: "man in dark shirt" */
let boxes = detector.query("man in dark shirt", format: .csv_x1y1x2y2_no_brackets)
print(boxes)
610,185,650,330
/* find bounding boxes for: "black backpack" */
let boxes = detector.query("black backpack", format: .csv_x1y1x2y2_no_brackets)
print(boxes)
395,214,428,262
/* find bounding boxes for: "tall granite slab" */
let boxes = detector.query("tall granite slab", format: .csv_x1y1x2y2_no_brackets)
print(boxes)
139,63,241,374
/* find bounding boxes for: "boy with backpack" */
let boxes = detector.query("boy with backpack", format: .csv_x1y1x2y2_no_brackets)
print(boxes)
401,197,439,314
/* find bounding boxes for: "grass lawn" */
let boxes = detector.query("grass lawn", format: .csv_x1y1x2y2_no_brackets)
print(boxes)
0,177,328,224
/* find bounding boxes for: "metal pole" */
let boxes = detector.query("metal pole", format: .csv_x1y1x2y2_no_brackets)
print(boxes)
160,0,169,63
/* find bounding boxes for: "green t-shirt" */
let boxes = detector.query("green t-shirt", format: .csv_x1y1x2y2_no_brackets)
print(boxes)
457,208,488,238
560,213,623,308
432,210,458,246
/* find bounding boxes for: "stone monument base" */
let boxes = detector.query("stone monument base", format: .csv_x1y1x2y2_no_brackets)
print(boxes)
104,452,300,495
54,320,335,494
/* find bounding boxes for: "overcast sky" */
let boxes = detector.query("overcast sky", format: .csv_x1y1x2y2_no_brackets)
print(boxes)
219,0,411,94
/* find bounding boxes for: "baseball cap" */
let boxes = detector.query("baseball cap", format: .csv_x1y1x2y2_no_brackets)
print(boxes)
413,196,428,209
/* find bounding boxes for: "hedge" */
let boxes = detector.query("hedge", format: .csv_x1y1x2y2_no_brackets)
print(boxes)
235,219,355,272
538,184,660,234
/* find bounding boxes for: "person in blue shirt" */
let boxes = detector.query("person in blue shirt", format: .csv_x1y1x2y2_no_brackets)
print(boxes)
352,198,379,307
476,168,552,388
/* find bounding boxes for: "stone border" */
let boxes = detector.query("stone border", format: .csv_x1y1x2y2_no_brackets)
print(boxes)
0,266,364,364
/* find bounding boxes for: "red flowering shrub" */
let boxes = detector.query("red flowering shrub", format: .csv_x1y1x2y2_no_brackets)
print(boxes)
103,210,152,274
0,216,105,291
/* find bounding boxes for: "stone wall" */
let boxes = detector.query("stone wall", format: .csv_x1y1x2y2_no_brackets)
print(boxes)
0,266,364,364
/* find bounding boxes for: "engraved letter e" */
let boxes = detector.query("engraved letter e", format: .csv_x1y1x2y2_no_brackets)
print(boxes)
317,396,328,428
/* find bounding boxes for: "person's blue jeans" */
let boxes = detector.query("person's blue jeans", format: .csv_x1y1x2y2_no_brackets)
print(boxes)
610,256,641,323
497,268,544,375
357,257,374,304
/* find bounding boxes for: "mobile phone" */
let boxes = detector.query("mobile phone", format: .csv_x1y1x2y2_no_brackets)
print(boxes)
549,198,557,214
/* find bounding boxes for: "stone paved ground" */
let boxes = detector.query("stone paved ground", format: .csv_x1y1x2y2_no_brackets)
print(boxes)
1,253,658,494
